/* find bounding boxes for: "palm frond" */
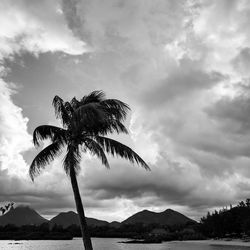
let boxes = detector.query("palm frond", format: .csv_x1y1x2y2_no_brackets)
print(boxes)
52,96,72,127
94,119,128,136
64,101,74,115
81,90,105,105
101,99,130,121
84,138,110,168
95,136,150,170
29,141,63,181
105,119,128,134
70,97,81,109
71,103,106,132
72,105,128,136
52,95,64,117
33,125,67,147
70,92,105,110
63,146,81,175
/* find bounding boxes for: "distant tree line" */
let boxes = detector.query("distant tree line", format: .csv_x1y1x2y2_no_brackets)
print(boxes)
0,220,203,241
200,199,250,238
0,223,73,240
88,221,203,241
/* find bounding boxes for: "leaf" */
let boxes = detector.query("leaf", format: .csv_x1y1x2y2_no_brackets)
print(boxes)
95,136,150,170
84,138,110,168
101,99,130,121
29,141,63,181
52,96,72,127
33,125,67,147
81,90,105,105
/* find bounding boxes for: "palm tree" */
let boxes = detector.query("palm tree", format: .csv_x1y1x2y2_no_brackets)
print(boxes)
30,91,150,250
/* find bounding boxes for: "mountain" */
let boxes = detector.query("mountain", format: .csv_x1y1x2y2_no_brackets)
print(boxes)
0,206,48,226
122,209,196,226
109,221,121,228
0,206,195,229
50,211,109,228
49,211,78,228
87,217,109,227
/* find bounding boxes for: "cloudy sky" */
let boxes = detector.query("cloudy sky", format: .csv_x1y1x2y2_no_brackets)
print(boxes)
1,0,250,222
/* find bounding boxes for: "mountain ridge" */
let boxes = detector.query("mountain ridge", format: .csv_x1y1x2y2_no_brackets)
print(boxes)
49,211,109,228
122,208,196,226
0,206,48,226
0,205,196,228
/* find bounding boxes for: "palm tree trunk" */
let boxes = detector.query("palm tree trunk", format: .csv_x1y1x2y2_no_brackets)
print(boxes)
70,167,93,250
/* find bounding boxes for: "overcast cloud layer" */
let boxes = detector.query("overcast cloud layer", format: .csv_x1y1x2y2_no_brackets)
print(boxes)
1,0,250,222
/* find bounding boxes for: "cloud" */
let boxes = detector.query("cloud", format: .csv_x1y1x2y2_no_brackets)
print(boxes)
0,79,32,177
76,0,187,50
0,155,76,219
206,91,250,135
141,59,225,108
79,155,237,220
232,47,250,78
0,0,87,58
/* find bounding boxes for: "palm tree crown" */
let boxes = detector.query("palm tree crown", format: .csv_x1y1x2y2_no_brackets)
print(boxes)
30,90,150,180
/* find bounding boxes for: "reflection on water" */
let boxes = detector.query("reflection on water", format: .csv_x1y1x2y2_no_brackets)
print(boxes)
0,238,250,250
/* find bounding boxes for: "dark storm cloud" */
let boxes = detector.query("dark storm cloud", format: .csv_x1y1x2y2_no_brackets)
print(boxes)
0,166,71,212
201,85,250,160
142,61,225,108
3,52,91,136
206,93,250,135
62,0,88,42
80,156,235,214
232,47,250,77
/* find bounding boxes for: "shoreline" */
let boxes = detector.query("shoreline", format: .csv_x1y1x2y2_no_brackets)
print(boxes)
174,239,250,247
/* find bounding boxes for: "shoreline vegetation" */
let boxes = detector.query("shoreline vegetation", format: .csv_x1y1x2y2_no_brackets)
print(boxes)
0,222,201,241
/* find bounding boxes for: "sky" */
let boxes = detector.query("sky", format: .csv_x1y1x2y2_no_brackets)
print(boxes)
0,0,250,222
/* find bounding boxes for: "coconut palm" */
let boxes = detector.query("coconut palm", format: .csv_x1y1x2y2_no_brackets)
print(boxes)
29,91,150,250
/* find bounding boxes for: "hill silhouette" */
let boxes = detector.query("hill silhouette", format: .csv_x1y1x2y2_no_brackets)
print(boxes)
109,221,121,228
0,206,48,226
122,208,195,226
0,206,195,229
50,211,109,228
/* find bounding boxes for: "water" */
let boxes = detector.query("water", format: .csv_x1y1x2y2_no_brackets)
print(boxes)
0,238,250,250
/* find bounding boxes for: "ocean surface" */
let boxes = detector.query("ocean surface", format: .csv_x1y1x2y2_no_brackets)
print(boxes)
1,238,250,250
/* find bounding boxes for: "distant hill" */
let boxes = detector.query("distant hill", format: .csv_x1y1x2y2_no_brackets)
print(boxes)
87,217,109,227
0,205,196,229
109,221,121,228
0,206,48,226
50,211,109,228
49,211,79,228
122,209,196,226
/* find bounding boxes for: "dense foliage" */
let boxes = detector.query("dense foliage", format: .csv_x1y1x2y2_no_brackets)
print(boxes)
200,199,250,238
0,223,72,240
0,221,202,241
